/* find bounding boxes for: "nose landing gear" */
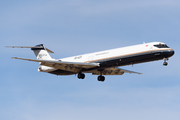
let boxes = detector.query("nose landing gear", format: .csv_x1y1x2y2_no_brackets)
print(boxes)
163,58,169,66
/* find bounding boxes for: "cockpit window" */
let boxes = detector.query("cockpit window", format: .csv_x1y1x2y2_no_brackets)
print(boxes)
154,44,169,48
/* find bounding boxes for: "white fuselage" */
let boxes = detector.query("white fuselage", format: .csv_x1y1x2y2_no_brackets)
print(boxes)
60,42,173,63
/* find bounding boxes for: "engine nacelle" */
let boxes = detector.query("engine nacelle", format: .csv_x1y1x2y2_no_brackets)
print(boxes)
38,66,56,72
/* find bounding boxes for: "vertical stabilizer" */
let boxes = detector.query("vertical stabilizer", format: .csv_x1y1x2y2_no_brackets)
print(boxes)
31,44,53,60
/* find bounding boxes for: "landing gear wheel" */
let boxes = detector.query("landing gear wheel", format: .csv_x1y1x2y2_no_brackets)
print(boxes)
163,62,168,66
163,58,168,66
78,73,85,79
98,75,105,82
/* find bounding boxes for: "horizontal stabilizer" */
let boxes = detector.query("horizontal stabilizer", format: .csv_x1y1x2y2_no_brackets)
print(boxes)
45,48,54,53
6,46,43,48
6,46,54,53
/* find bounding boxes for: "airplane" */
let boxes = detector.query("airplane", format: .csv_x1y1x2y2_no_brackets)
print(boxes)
7,42,174,82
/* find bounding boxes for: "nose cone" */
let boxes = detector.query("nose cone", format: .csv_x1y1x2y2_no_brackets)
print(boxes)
169,49,175,57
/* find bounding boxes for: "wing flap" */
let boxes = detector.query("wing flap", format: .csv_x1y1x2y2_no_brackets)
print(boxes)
117,68,142,75
91,67,142,75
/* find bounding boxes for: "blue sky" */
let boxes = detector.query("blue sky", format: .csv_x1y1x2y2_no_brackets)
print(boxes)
1,0,180,120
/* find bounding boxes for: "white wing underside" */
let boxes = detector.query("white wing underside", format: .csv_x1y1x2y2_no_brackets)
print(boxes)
13,57,141,75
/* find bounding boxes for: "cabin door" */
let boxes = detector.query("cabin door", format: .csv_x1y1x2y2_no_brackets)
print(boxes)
150,45,154,53
88,55,94,62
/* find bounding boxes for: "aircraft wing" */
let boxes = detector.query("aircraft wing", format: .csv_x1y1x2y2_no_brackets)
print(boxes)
12,57,141,75
12,57,100,69
91,67,142,75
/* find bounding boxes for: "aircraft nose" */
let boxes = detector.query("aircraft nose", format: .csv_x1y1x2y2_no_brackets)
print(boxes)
169,49,175,57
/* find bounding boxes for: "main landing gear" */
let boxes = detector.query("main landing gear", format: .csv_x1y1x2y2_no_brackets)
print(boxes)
163,58,168,66
78,73,85,79
77,73,105,82
98,75,105,82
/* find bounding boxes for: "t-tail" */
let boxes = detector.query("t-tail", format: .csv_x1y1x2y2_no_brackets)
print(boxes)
31,44,54,60
6,44,54,60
